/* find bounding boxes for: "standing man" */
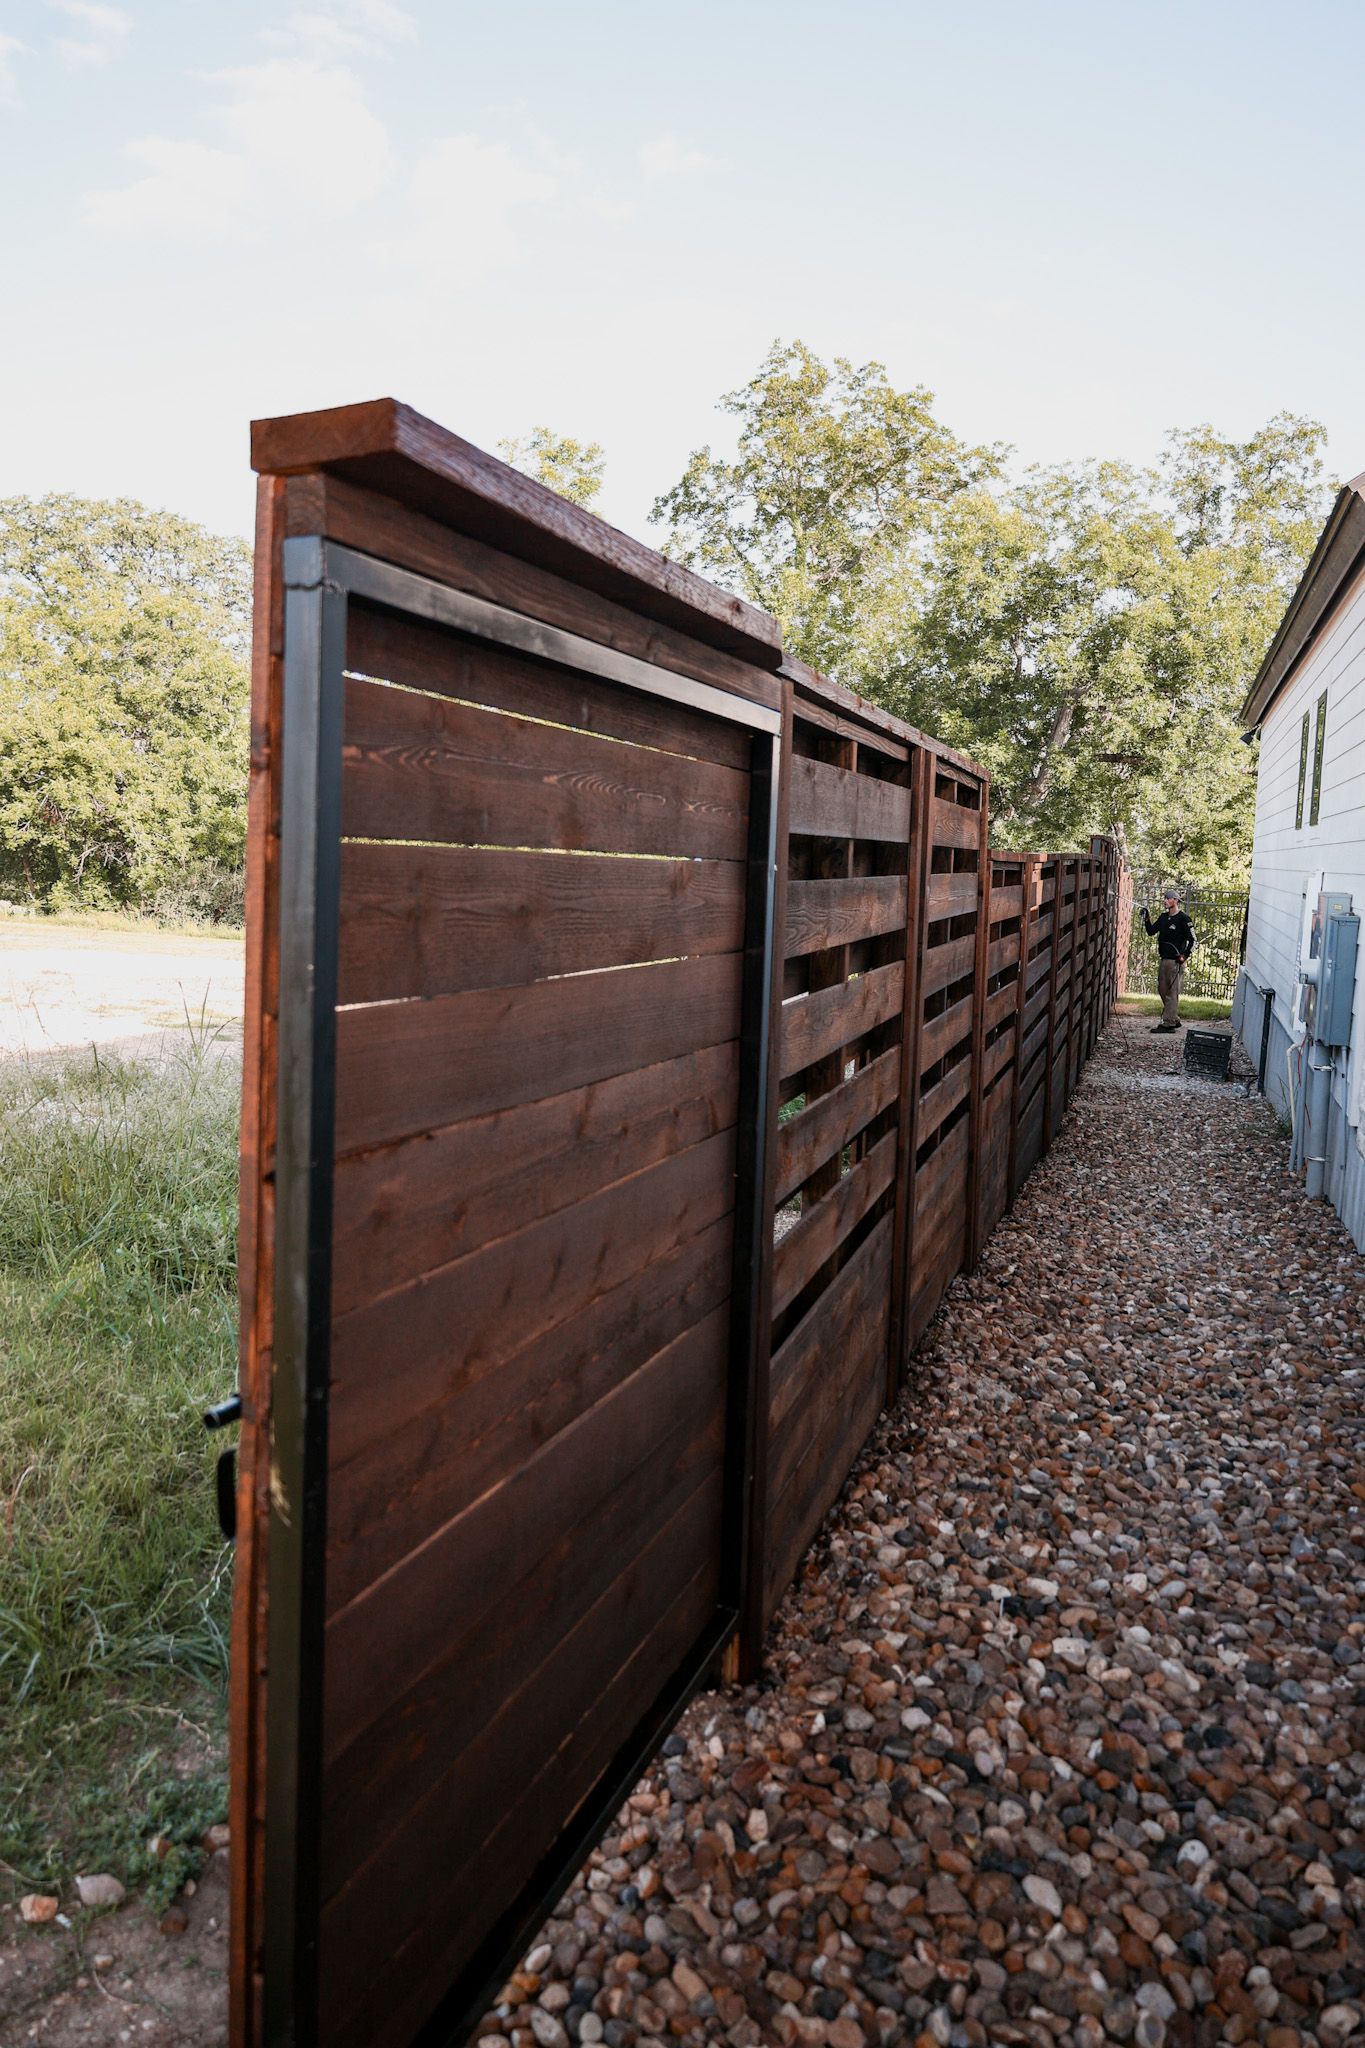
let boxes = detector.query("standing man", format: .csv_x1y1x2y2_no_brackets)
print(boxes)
1143,888,1195,1033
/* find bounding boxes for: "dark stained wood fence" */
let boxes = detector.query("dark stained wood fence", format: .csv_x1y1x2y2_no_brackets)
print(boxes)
232,401,1124,2048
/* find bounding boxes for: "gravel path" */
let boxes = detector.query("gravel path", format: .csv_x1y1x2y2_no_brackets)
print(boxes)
481,1014,1365,2048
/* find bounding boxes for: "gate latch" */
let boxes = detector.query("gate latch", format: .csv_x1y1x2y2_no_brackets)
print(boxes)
203,1393,242,1544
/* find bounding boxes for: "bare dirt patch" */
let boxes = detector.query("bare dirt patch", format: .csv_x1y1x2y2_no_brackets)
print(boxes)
0,925,243,1062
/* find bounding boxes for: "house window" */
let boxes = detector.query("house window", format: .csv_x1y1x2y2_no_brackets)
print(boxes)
1296,710,1310,829
1309,692,1328,826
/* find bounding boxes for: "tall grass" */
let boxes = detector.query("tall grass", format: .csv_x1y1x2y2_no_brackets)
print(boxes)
0,1031,238,1897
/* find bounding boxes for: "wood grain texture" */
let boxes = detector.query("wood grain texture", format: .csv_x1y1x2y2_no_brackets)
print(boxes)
337,841,745,1003
771,1131,896,1318
779,963,903,1080
255,397,782,667
774,1048,899,1204
331,1043,736,1316
335,951,742,1153
785,875,906,957
342,663,751,851
788,753,912,843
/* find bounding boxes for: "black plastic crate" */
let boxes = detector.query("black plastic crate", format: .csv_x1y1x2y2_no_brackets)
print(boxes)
1183,1028,1232,1082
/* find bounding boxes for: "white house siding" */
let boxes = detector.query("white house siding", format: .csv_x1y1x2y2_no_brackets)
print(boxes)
1235,551,1365,1249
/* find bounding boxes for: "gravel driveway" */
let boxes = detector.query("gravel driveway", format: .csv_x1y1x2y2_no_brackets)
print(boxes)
481,1014,1365,2048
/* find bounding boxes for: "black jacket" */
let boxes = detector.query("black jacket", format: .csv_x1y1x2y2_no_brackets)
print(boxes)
1143,908,1194,961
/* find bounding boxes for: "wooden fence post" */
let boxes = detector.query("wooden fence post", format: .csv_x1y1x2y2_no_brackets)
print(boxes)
886,742,931,1397
965,784,993,1267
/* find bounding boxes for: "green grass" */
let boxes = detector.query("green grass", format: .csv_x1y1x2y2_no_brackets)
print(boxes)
1117,994,1233,1020
0,1034,238,1907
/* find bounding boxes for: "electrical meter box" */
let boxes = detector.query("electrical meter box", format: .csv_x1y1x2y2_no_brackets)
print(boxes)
1304,890,1357,1043
1317,909,1359,1046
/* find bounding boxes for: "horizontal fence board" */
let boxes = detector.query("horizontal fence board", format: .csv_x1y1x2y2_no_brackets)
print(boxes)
920,933,978,999
775,1048,900,1205
918,1056,972,1143
771,1131,897,1318
328,1215,733,1608
987,934,1020,979
989,885,1024,920
779,962,903,1078
788,754,912,843
330,1038,737,1319
342,674,750,862
346,597,754,772
786,876,906,957
926,870,980,920
321,1472,722,2048
324,1299,728,1774
920,992,973,1072
986,981,1018,1031
338,842,745,1004
914,1113,971,1219
335,951,742,1153
928,799,980,849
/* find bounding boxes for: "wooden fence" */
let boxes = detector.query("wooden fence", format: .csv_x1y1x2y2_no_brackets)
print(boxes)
230,400,1123,2048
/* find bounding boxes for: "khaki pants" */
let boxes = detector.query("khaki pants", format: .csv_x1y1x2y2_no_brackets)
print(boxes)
1158,957,1183,1027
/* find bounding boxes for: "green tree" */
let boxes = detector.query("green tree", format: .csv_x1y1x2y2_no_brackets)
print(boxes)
655,342,1328,880
0,497,250,912
896,416,1329,877
498,426,606,510
651,339,998,679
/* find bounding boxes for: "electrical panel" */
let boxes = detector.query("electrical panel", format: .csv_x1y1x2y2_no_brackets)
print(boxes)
1317,909,1359,1047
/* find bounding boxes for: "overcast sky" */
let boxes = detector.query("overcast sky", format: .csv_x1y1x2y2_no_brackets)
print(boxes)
2,0,1362,544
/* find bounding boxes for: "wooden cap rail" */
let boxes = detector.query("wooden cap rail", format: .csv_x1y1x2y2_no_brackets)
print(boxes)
232,400,1125,2048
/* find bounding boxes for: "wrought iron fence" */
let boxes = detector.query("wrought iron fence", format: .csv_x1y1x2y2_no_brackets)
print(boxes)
1125,878,1248,1001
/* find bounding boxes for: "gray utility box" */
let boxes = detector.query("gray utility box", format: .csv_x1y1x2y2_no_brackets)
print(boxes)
1316,909,1359,1047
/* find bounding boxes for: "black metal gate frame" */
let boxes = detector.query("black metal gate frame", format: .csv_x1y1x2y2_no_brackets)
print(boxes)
267,536,781,2047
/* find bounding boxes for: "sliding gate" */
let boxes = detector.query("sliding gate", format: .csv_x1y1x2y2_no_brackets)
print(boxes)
233,404,783,2048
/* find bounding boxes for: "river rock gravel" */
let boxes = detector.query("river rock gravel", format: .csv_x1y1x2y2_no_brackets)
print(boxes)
477,1015,1365,2048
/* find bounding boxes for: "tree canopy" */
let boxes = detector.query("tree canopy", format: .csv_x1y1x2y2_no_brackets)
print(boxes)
653,345,1330,880
498,426,606,510
0,497,251,913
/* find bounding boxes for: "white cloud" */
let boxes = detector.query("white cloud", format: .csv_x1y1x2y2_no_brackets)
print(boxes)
0,31,25,103
85,58,393,236
48,0,131,68
397,133,557,277
639,133,715,180
264,1,415,57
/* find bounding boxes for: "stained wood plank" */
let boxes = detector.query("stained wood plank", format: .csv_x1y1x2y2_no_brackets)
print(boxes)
786,876,905,957
986,980,1019,1031
920,993,973,1071
988,885,1024,920
774,1048,899,1204
332,1043,735,1316
324,1298,727,1773
779,963,903,1078
335,951,742,1153
347,606,753,774
329,1216,732,1615
320,1497,722,2048
328,1128,736,1576
788,753,912,843
987,933,1021,978
926,870,979,920
342,666,750,851
255,397,781,666
915,1114,970,1218
920,933,978,999
918,1056,972,1143
929,799,981,849
771,1131,896,1317
985,1029,1016,1086
337,842,745,1003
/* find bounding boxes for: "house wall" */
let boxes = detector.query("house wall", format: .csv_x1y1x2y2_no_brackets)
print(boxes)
1236,550,1365,1249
